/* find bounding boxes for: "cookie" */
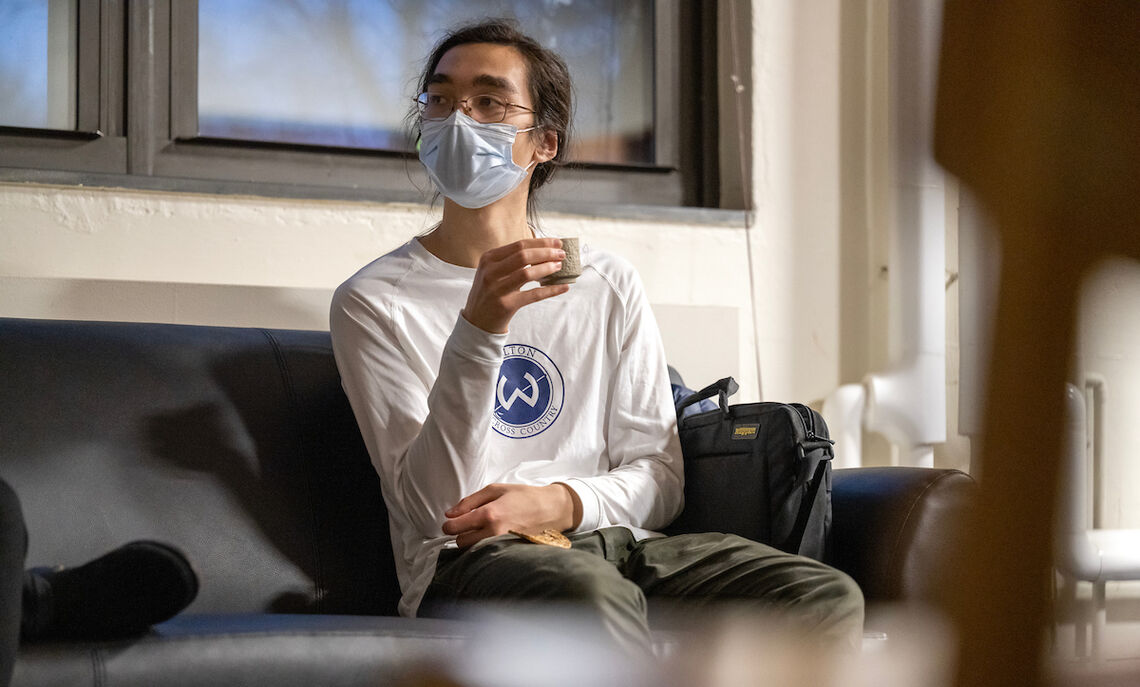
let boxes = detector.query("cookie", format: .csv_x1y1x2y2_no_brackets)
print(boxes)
509,528,571,549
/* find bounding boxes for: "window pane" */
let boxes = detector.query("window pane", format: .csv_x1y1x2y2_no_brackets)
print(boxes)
197,0,653,164
0,0,77,130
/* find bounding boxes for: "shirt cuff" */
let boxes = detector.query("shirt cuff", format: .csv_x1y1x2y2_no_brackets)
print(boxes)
559,478,602,533
446,313,508,364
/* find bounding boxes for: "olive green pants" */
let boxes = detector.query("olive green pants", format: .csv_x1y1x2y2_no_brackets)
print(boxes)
421,527,864,655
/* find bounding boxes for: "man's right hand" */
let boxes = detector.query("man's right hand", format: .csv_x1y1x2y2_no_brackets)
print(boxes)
460,238,569,334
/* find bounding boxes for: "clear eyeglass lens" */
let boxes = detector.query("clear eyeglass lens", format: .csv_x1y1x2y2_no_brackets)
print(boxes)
418,93,508,123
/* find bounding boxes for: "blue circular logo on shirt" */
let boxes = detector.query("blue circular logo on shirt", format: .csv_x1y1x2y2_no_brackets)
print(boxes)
493,344,564,438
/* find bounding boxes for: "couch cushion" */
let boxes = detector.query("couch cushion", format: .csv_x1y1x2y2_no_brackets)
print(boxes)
0,318,399,616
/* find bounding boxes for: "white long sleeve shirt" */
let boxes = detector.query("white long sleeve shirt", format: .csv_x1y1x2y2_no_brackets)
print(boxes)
329,237,683,617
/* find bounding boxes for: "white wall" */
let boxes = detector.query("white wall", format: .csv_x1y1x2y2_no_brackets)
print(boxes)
749,0,842,404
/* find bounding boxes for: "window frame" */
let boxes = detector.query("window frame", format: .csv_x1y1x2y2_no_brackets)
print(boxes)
0,0,735,211
0,0,125,173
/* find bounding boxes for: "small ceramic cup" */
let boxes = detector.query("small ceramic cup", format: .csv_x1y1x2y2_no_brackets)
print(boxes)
540,237,582,285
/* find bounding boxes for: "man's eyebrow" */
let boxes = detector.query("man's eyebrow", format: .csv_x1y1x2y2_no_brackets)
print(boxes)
427,72,517,94
472,74,516,93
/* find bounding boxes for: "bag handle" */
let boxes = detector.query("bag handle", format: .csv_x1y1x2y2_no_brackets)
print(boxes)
676,376,739,415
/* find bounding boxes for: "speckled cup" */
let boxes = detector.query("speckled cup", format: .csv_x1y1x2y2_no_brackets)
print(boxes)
541,237,582,285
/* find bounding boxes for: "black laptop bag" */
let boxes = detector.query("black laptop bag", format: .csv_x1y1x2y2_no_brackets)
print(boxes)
665,377,835,562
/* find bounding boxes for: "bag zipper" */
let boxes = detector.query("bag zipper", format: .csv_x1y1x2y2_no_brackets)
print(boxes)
791,403,835,446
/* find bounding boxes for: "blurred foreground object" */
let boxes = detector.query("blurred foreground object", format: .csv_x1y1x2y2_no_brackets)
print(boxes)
398,604,954,687
934,1,1140,687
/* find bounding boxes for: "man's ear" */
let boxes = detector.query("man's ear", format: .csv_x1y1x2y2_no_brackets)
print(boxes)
533,128,559,164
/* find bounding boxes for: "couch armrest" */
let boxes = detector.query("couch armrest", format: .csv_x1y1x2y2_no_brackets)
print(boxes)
830,467,976,604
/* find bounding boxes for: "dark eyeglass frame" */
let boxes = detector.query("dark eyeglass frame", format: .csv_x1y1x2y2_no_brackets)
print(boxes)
414,91,537,124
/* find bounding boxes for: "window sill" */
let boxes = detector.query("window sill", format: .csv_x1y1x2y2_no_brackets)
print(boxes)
543,200,749,228
0,168,750,228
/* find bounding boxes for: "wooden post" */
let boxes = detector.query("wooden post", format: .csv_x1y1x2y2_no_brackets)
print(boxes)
934,2,1140,686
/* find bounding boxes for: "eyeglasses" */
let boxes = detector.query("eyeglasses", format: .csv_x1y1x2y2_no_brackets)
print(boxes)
415,92,536,124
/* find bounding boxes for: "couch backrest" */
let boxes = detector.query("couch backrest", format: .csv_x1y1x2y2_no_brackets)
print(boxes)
0,318,401,616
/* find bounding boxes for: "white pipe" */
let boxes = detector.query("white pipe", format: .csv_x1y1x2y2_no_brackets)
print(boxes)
1083,375,1107,528
862,0,947,465
1057,383,1102,582
822,384,865,469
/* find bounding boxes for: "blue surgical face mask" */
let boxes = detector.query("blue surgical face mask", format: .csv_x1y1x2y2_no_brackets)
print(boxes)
418,110,537,209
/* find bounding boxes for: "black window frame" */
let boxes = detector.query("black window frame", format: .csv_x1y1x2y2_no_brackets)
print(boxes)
0,0,124,173
0,0,734,210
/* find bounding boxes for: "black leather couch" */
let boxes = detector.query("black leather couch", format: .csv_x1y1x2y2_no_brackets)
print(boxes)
0,317,975,687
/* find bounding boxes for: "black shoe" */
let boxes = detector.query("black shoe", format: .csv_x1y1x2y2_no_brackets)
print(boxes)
22,541,199,641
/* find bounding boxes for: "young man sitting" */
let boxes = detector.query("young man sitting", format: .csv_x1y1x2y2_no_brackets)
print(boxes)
330,19,863,656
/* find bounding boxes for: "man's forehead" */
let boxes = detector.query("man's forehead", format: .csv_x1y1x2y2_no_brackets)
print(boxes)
431,43,526,94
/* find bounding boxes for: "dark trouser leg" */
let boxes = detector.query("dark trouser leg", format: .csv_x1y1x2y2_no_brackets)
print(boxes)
420,530,652,656
0,480,27,687
21,541,199,641
628,533,864,653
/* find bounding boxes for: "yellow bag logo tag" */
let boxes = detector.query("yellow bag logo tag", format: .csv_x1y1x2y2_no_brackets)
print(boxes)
732,423,759,440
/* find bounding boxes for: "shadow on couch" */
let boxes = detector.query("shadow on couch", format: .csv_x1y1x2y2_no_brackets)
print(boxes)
145,341,400,616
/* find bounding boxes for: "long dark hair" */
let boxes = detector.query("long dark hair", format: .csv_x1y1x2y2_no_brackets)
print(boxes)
411,19,574,214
